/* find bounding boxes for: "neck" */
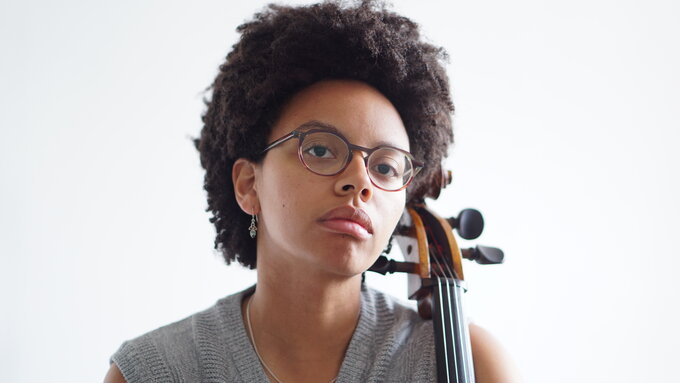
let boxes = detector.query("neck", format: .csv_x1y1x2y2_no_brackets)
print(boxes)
242,253,363,383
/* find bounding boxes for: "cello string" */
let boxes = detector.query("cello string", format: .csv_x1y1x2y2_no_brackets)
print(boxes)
422,223,457,280
438,250,461,382
453,278,470,382
425,223,460,382
459,283,476,383
443,276,461,382
436,275,453,383
424,216,467,382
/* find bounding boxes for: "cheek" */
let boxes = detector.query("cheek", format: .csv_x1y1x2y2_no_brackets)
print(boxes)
377,193,406,241
258,172,312,233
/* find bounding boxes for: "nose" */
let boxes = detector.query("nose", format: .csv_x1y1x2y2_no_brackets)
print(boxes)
334,150,373,201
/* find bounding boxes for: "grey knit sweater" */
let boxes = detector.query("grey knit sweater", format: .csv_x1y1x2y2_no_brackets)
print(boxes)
110,285,436,382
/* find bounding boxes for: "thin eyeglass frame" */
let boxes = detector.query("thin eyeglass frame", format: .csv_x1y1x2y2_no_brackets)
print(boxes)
262,127,424,192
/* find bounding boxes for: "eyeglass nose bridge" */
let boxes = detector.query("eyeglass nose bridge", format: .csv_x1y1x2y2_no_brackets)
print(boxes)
343,143,377,173
347,143,371,163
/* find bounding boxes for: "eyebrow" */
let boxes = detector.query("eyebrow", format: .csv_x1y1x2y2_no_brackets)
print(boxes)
297,120,406,150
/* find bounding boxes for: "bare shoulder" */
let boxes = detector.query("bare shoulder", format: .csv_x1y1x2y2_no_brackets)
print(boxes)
469,323,523,383
103,363,127,383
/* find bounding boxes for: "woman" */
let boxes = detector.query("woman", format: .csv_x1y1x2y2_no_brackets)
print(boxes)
105,1,519,382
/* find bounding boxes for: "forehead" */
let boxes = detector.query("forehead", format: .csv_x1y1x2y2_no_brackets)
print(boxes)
270,80,410,150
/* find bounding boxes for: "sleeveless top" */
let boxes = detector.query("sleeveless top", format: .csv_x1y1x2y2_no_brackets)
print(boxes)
110,285,436,382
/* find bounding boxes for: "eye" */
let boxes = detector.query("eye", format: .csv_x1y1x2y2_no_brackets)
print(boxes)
371,162,399,178
368,149,405,180
304,145,336,159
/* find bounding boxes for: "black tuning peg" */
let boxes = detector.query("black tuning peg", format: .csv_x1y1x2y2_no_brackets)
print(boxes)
462,245,504,265
447,208,484,239
368,256,419,275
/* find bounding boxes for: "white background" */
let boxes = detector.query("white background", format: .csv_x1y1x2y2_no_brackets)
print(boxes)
1,0,678,382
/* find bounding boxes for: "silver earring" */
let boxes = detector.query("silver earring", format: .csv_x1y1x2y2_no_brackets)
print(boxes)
249,213,258,239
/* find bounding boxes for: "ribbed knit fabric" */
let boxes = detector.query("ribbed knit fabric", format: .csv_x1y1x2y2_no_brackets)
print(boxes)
110,285,436,382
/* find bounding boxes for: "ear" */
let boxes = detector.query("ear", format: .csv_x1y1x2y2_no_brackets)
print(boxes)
232,158,260,215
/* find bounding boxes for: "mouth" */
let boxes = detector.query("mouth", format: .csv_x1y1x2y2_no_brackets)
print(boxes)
318,218,372,240
318,205,374,240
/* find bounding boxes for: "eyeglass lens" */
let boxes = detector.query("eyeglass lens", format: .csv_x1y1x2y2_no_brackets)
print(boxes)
299,131,414,190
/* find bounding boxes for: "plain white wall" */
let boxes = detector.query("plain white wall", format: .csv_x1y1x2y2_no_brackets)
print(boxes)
1,0,678,382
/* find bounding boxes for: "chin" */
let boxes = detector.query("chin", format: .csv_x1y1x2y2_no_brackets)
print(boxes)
317,248,379,277
300,234,380,275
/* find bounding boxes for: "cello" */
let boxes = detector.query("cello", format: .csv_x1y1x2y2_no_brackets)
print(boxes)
369,168,504,383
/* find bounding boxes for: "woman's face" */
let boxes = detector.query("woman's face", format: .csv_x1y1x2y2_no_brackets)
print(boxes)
254,80,410,278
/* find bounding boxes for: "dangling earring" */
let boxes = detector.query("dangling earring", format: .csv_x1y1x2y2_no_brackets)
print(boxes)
248,212,258,239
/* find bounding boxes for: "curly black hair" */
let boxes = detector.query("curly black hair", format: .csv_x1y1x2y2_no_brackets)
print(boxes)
194,0,454,269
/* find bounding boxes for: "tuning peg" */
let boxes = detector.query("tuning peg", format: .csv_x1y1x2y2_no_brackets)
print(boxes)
368,256,419,275
462,245,504,265
447,208,484,239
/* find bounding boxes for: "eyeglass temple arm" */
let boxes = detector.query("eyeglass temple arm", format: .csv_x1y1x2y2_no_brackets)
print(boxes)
262,132,299,153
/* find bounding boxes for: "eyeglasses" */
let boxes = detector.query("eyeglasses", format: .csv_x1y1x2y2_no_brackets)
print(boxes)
262,125,424,192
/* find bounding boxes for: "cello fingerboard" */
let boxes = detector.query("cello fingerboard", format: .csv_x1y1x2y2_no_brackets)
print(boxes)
432,278,475,383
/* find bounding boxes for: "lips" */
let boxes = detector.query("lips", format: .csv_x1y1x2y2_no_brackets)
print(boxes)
318,205,374,239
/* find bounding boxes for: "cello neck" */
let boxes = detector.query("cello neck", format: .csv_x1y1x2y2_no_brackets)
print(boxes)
431,277,475,383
